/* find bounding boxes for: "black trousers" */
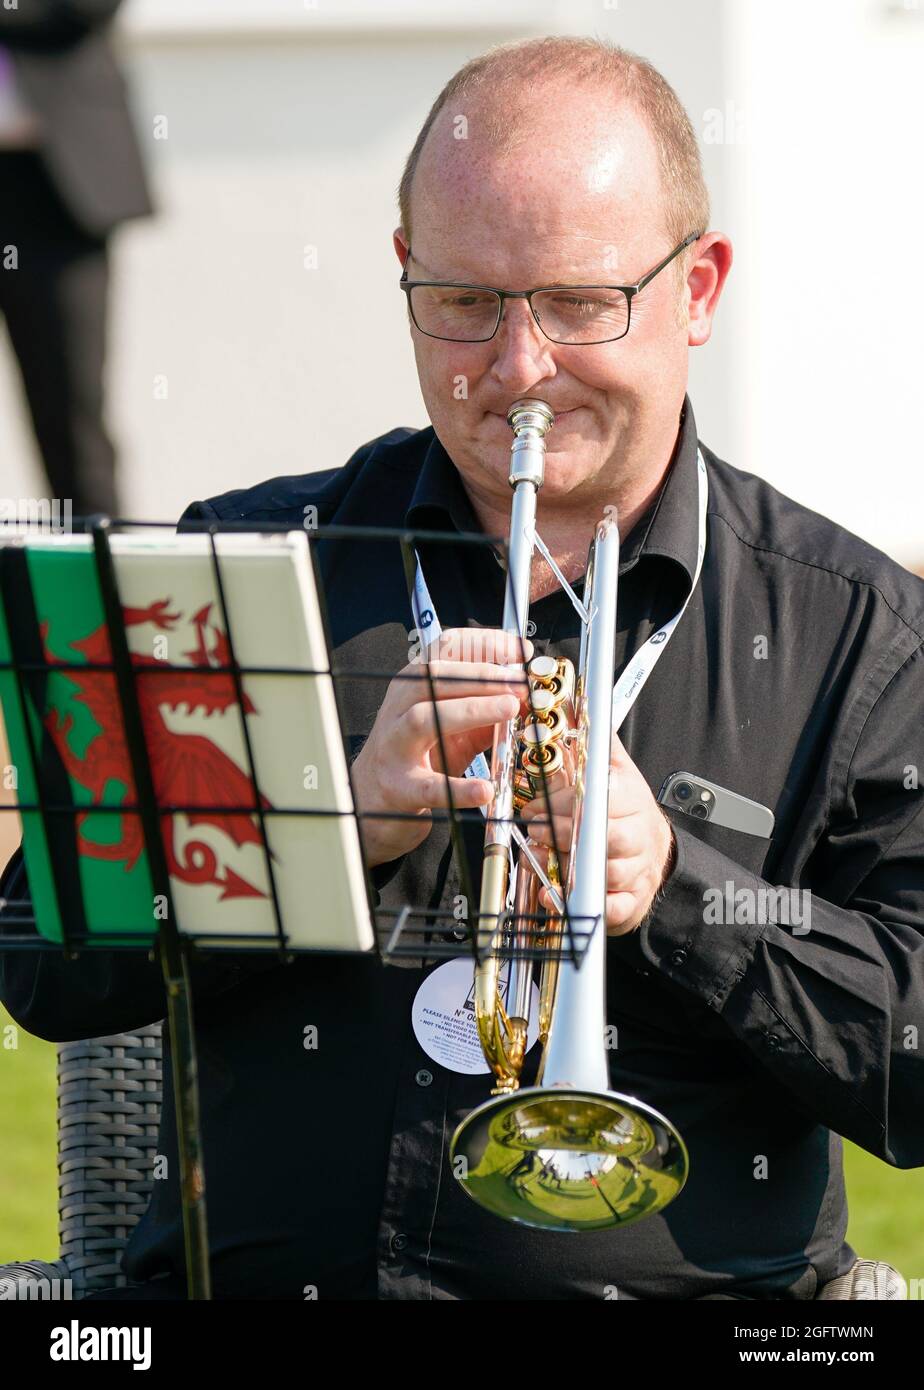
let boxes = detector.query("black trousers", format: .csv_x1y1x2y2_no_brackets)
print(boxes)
0,149,119,517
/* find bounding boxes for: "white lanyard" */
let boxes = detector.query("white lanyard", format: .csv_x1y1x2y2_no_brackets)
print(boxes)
412,564,492,785
410,450,708,904
610,447,708,732
413,447,708,739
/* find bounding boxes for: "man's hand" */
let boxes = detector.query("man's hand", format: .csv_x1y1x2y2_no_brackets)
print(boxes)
351,628,531,869
520,731,676,936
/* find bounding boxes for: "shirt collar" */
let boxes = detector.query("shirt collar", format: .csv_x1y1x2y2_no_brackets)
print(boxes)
405,393,701,585
405,432,483,535
619,393,701,585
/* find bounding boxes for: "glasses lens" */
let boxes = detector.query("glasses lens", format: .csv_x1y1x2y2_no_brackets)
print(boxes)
409,285,501,341
531,288,630,343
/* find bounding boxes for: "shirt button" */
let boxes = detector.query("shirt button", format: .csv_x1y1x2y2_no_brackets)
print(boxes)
766,1032,782,1049
391,1232,408,1253
415,1068,434,1087
669,948,688,967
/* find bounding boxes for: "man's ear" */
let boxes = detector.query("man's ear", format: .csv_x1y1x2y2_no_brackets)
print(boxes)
393,229,410,268
686,232,733,348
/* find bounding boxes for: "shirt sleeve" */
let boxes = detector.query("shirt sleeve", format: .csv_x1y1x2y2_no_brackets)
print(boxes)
0,846,280,1043
176,498,217,529
624,642,924,1169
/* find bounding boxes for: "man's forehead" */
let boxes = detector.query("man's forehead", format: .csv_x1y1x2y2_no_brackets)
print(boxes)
410,104,663,278
421,89,657,183
419,137,655,212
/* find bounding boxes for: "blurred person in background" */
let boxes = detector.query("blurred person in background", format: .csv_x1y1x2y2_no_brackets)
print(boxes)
0,0,152,517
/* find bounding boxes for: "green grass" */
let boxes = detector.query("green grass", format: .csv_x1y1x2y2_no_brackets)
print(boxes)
842,1142,923,1280
0,1003,58,1262
0,1001,921,1288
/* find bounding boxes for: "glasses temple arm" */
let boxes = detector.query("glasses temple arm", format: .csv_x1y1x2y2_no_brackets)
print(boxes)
634,230,704,292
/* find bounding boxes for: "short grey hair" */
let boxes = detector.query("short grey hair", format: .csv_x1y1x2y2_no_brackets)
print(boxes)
397,35,710,286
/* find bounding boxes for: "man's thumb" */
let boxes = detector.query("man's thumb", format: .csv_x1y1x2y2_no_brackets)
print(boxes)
610,730,630,766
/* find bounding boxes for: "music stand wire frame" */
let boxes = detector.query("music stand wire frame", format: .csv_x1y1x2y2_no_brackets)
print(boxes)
0,515,598,1298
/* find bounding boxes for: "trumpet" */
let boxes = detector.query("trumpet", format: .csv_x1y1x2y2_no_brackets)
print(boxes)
449,398,689,1232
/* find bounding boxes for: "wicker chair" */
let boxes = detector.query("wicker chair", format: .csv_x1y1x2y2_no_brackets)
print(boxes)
0,1026,163,1299
0,1025,908,1301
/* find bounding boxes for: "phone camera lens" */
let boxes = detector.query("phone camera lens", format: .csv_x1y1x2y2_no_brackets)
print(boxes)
690,803,709,820
673,782,693,802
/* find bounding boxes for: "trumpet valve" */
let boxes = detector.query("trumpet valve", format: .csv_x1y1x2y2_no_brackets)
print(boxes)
520,741,564,784
522,704,567,743
527,654,560,687
527,654,576,710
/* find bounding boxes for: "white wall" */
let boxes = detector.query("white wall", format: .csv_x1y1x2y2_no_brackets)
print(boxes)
0,0,731,523
2,0,919,567
725,0,924,567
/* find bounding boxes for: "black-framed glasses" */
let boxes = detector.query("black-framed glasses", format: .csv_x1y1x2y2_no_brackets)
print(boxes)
398,230,703,345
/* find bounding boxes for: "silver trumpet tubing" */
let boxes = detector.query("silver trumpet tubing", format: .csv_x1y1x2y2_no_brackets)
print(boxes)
450,398,689,1232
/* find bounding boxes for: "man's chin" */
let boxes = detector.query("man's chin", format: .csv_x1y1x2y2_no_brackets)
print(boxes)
453,414,599,498
534,455,597,495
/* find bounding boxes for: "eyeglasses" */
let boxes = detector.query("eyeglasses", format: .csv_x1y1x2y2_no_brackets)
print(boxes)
398,231,703,345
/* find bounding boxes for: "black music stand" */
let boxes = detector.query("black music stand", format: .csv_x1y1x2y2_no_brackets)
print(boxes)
0,514,595,1300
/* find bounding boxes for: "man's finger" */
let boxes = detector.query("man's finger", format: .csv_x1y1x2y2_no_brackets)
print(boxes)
395,692,520,756
610,731,632,766
604,766,651,819
523,812,572,851
424,627,535,668
372,762,494,814
406,769,495,812
519,769,571,818
395,659,529,713
604,890,643,936
606,852,647,891
529,808,641,861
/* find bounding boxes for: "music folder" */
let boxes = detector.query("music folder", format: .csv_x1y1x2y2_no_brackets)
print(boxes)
0,527,374,954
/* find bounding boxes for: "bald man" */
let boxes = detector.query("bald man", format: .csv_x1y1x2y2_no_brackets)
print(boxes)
2,36,921,1302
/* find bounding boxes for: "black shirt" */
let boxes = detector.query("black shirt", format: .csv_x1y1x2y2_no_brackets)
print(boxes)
2,395,923,1300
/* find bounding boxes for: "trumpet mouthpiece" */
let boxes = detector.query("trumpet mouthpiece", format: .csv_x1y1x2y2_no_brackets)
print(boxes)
507,399,555,436
507,400,554,490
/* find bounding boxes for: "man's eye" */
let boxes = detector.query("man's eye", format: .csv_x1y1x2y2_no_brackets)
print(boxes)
442,292,492,309
553,294,606,313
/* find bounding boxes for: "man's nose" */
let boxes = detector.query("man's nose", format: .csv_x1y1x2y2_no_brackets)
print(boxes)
489,298,556,383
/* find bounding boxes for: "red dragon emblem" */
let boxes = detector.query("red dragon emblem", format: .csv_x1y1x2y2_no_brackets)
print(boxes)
40,598,271,900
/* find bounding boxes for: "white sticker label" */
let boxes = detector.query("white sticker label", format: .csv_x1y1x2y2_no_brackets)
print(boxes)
411,956,540,1075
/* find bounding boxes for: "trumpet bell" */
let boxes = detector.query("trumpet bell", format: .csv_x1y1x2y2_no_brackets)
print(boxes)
450,1085,688,1232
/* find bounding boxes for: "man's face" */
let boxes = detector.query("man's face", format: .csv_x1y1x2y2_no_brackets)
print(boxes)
395,91,705,516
